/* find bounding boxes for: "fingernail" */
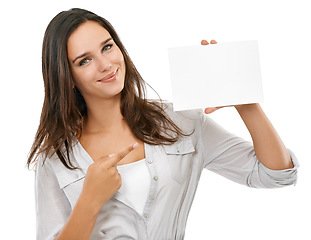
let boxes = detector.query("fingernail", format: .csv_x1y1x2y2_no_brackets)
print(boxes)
132,143,138,149
201,40,209,45
108,154,115,157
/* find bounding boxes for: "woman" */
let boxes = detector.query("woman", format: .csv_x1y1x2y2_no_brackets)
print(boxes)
28,8,298,240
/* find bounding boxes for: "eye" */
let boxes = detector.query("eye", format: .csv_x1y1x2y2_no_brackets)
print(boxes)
79,58,91,66
102,44,113,52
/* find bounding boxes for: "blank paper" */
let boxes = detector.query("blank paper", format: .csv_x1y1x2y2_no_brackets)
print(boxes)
168,40,264,111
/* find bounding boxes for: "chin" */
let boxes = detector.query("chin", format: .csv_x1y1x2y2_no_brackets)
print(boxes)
104,84,124,99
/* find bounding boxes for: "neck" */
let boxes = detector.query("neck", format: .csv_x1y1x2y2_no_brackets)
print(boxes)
82,93,127,135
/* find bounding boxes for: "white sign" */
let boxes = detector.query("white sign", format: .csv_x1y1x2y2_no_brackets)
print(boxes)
168,40,264,111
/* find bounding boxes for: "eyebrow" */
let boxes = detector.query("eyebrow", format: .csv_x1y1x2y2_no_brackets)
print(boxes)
72,37,113,64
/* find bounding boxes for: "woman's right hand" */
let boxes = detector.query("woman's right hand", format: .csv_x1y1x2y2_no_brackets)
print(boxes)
80,142,138,211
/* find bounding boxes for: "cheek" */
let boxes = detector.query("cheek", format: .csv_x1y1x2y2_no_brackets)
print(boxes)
121,57,126,73
71,70,84,89
71,70,94,96
72,67,94,86
119,55,126,77
113,47,126,69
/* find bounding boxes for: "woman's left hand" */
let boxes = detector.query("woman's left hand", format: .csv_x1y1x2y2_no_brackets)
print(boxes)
201,39,254,114
201,39,224,114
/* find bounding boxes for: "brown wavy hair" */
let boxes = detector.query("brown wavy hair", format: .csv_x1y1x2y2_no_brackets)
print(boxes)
27,8,187,169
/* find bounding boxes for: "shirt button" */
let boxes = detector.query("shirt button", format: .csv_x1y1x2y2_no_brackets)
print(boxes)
149,194,155,200
153,176,159,181
147,160,153,164
143,213,149,219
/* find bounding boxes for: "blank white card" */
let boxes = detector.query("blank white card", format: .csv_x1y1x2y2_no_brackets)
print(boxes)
168,40,264,111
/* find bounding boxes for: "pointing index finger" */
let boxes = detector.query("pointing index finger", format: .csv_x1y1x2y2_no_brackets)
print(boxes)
107,142,138,166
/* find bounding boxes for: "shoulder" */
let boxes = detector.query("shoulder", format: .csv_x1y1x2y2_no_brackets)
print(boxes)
35,141,81,177
35,143,86,190
149,99,203,119
149,99,208,136
162,100,204,124
161,101,223,130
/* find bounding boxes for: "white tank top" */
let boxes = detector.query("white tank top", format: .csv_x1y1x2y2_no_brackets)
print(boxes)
116,159,151,215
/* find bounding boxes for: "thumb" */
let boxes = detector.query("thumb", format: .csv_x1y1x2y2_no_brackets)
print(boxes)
204,107,222,114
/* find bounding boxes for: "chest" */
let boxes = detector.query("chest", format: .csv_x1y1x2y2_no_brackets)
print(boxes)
79,132,145,165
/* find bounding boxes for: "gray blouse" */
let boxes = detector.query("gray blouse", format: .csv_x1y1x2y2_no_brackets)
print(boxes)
35,103,299,240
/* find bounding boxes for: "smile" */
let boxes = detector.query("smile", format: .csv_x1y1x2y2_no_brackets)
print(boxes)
98,69,118,83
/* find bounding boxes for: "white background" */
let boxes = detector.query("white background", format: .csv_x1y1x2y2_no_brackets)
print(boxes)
0,0,310,239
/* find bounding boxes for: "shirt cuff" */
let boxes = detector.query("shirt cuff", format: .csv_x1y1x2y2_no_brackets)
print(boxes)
257,148,299,187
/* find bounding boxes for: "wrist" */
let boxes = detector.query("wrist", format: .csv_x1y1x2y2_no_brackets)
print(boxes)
234,103,261,113
77,191,102,218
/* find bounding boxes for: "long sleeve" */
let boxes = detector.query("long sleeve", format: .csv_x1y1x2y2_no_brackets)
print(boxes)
199,112,299,188
35,156,71,240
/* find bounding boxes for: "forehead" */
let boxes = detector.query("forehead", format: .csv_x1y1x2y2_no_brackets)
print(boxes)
67,21,111,58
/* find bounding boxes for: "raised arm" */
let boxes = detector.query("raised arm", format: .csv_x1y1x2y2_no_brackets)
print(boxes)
233,103,293,170
201,39,293,170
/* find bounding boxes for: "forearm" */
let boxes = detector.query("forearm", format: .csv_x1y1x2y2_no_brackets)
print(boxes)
235,103,293,170
55,194,101,240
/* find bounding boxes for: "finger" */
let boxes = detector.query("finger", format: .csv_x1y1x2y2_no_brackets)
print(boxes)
106,142,138,166
204,106,226,114
210,39,217,44
204,107,223,114
201,40,209,45
204,107,217,114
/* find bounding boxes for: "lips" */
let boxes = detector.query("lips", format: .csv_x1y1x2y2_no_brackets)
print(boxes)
98,69,118,83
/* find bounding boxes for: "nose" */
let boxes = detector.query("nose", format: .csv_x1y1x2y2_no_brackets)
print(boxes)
96,55,112,72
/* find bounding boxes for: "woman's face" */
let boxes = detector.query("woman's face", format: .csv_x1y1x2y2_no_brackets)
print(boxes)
67,21,126,102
